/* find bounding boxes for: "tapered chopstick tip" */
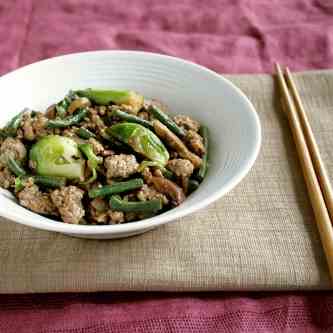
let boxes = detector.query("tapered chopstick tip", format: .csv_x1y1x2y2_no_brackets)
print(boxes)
274,62,282,72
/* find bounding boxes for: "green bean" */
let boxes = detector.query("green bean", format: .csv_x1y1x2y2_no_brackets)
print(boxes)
89,178,144,198
33,175,66,188
0,130,7,139
188,179,200,193
55,99,70,118
14,175,66,192
148,105,185,137
47,108,88,128
196,126,209,181
2,110,24,137
76,128,96,139
78,143,102,168
109,195,162,213
7,157,26,177
162,168,174,180
111,109,154,130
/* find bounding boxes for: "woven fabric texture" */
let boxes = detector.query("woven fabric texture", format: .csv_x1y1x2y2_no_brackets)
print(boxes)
0,292,332,333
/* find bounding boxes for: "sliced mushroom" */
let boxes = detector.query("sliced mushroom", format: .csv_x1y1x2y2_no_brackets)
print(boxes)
150,176,185,205
45,104,57,119
152,120,202,168
67,97,91,114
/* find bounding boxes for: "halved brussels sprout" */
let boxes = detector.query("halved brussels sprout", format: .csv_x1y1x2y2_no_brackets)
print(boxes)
29,135,85,179
107,123,169,166
76,89,144,113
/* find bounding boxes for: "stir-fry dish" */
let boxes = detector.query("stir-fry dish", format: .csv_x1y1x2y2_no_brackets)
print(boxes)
0,89,208,224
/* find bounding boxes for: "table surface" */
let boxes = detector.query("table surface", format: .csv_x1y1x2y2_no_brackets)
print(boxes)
1,0,333,332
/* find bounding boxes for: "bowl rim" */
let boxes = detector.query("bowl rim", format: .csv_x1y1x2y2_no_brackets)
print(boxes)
0,50,261,235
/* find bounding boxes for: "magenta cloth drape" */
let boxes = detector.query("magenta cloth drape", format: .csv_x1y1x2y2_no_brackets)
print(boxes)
1,0,333,331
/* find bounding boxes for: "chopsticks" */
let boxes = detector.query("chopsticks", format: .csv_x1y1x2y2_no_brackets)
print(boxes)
275,64,333,282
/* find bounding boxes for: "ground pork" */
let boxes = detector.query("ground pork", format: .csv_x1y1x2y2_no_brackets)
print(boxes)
21,111,49,140
173,115,200,132
125,212,148,222
186,130,205,156
90,198,125,224
108,210,125,224
18,180,57,215
81,108,106,133
97,106,107,116
0,166,15,189
90,198,109,224
104,154,139,179
62,127,77,138
0,137,27,166
51,186,85,224
88,138,105,155
167,159,194,178
142,167,153,184
137,184,169,205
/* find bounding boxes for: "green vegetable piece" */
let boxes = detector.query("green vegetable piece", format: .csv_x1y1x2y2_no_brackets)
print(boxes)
33,175,66,188
162,168,174,180
76,128,96,139
188,179,200,193
148,105,185,137
55,98,70,118
76,89,144,112
100,129,132,152
79,144,102,169
107,123,169,166
138,160,164,172
111,109,153,130
88,178,144,198
78,143,103,184
196,126,209,181
14,177,25,192
2,110,25,137
47,108,88,128
7,156,26,177
109,195,162,213
15,175,66,192
29,135,85,179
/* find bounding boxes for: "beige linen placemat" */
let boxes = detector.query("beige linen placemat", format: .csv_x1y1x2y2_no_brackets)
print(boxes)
1,70,332,293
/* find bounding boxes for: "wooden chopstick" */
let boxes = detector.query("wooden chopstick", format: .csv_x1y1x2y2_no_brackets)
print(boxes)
275,63,333,281
284,68,333,223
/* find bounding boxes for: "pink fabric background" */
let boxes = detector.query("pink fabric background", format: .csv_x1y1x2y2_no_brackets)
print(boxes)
1,0,333,331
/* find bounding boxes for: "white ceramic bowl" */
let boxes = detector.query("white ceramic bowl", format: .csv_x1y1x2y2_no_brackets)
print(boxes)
0,51,261,239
